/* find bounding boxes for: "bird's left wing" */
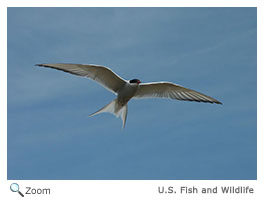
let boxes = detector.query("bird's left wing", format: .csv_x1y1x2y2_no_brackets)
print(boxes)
36,63,127,94
134,82,222,104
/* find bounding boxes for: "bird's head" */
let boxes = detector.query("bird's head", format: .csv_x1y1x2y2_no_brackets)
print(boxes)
129,79,141,84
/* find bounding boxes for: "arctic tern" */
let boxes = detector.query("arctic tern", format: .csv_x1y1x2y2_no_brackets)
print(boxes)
36,63,222,127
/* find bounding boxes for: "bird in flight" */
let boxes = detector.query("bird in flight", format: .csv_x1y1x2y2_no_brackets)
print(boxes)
36,63,222,127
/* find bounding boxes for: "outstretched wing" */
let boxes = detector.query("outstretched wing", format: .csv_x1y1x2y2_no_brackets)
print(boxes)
36,63,127,94
134,82,222,104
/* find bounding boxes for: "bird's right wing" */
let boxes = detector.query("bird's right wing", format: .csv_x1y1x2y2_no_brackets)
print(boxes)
36,63,127,94
134,82,222,104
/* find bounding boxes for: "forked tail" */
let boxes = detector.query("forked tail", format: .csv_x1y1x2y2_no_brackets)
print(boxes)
89,99,128,128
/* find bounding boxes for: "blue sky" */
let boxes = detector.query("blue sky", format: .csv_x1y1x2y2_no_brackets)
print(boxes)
7,7,256,180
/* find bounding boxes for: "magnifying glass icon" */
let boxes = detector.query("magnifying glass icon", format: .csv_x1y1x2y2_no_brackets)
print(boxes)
10,183,24,197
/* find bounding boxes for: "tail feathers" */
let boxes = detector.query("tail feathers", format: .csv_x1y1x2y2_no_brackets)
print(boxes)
89,99,128,128
120,104,128,128
89,99,117,117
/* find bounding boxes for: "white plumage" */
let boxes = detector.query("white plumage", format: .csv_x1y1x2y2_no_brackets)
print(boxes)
36,63,222,127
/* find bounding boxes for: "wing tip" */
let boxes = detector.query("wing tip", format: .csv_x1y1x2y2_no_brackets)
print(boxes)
204,100,223,105
215,101,223,105
189,99,222,104
212,98,222,105
35,63,46,67
206,100,222,105
35,63,62,70
198,101,223,105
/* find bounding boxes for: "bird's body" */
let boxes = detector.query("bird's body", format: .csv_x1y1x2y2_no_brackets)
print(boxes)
117,82,139,105
36,63,222,127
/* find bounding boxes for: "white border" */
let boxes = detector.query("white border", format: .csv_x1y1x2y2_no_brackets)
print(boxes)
1,0,262,204
2,0,263,7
